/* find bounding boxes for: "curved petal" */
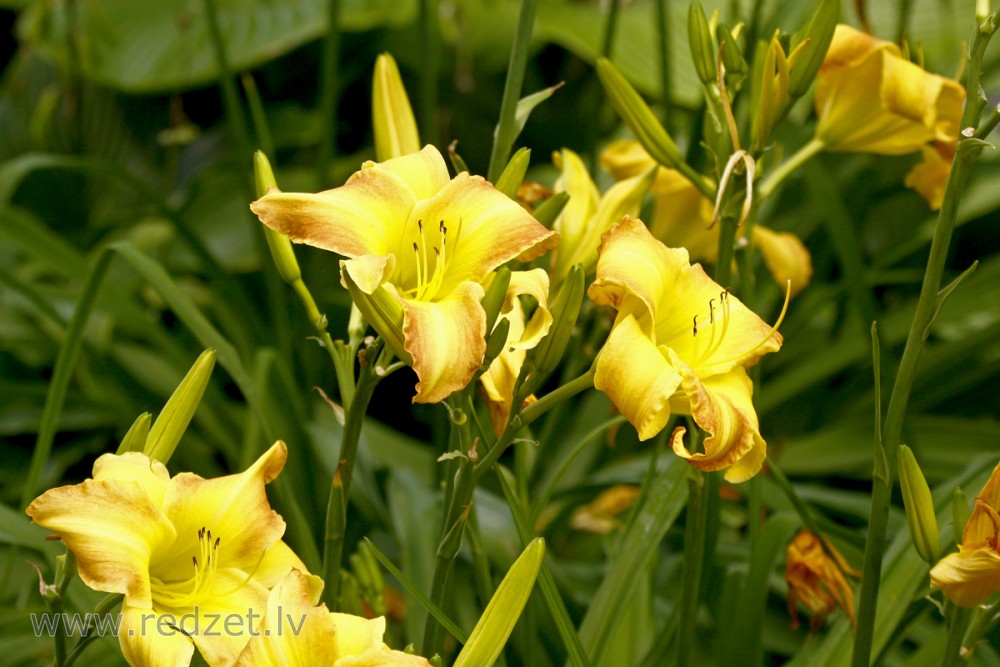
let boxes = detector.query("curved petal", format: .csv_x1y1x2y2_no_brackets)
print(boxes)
655,259,781,378
252,540,321,597
930,547,1000,607
407,173,558,295
963,461,1000,547
648,181,716,259
331,613,386,659
27,478,176,608
119,604,195,667
367,145,450,201
503,268,551,351
336,647,432,666
250,168,415,259
235,569,338,667
153,443,288,582
881,54,964,145
342,254,397,295
396,281,487,404
668,363,766,483
904,143,953,210
751,226,813,296
92,452,171,508
553,148,601,252
594,314,682,441
599,139,657,181
588,216,686,337
185,571,272,667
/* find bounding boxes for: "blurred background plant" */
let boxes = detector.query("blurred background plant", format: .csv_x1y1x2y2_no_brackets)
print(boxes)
4,0,1000,665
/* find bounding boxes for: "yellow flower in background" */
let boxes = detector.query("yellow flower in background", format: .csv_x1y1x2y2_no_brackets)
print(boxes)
785,530,860,631
904,142,955,210
549,147,653,280
479,268,552,434
930,461,1000,607
569,485,641,534
27,443,313,667
252,145,558,404
588,217,783,482
814,24,965,155
600,140,813,296
236,569,430,666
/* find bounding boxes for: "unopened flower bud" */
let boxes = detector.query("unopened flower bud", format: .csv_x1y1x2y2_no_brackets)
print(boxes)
898,444,940,563
372,53,420,162
144,349,216,464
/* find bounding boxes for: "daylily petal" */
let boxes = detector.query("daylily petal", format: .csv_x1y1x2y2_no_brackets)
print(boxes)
395,281,487,403
503,268,552,351
251,169,415,259
332,613,385,659
366,145,450,201
92,451,171,507
27,477,176,608
119,604,196,667
963,461,1000,547
553,148,601,254
904,143,953,210
588,216,683,337
253,540,320,595
751,226,813,296
599,139,656,181
815,24,965,154
342,254,398,295
668,364,766,483
407,172,558,295
336,648,432,666
594,313,683,440
235,569,338,667
930,547,1000,607
185,571,272,667
153,442,288,582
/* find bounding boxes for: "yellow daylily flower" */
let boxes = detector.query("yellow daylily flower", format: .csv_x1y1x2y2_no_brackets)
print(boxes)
814,24,965,155
26,442,312,667
904,141,955,210
600,140,813,296
930,461,1000,607
479,268,552,433
252,145,557,404
785,531,860,631
569,485,641,534
589,217,783,482
549,147,654,279
236,569,430,666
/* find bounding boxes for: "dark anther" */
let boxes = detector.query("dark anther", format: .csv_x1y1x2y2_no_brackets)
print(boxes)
693,315,698,336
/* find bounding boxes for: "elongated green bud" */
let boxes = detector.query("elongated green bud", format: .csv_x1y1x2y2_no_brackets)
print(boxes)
717,23,747,76
898,445,940,563
145,349,216,464
532,191,570,228
254,151,303,285
788,0,838,98
117,412,151,454
372,53,421,162
495,147,531,199
483,317,512,368
526,264,584,395
482,267,513,334
596,59,684,169
454,538,545,667
953,487,972,545
688,2,717,85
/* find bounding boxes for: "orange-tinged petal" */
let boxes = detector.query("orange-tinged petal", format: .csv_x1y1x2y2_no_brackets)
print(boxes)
119,604,196,667
751,226,813,296
236,569,338,667
962,461,1000,547
152,442,288,582
930,547,1000,607
407,173,557,296
594,313,682,440
904,143,953,210
668,364,766,483
250,168,415,259
396,281,487,403
588,216,683,337
27,476,176,608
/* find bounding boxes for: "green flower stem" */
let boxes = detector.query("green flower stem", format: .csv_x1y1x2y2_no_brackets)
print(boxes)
940,603,974,667
850,15,997,667
677,470,709,667
960,604,1000,657
758,138,825,200
322,341,383,609
975,103,1000,139
487,0,539,182
472,365,596,485
418,0,441,146
714,213,738,287
423,396,477,655
767,460,827,539
63,594,122,667
316,0,341,188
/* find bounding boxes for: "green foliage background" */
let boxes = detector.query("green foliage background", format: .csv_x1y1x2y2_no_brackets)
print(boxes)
3,0,1000,665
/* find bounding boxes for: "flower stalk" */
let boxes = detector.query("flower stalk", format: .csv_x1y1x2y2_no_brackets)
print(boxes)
850,12,998,667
